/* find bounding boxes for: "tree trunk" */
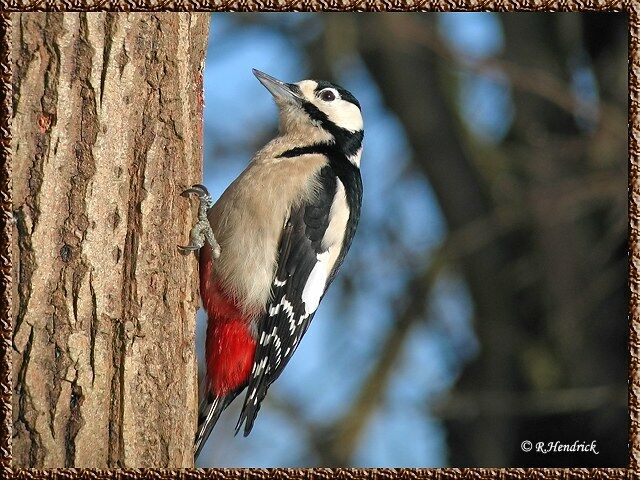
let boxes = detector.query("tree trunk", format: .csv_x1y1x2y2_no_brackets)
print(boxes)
11,12,209,468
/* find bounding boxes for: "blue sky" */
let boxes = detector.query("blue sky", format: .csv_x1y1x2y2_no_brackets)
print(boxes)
195,13,507,467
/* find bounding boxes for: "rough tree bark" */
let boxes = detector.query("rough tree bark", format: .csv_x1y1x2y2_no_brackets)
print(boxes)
11,12,209,468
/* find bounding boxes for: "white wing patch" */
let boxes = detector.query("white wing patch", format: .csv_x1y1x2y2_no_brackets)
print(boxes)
302,251,330,314
322,180,350,250
300,179,351,314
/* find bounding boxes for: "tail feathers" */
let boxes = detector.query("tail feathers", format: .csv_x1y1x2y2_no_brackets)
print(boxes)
195,386,245,459
195,395,225,460
235,380,269,437
235,349,298,437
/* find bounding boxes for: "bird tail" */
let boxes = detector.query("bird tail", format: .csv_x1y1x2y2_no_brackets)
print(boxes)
195,381,246,460
194,393,227,460
235,380,268,437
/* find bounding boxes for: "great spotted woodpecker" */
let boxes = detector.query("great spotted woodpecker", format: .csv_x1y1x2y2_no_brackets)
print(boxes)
180,69,363,458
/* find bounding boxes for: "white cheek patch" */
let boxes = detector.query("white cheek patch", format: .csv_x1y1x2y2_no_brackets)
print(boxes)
297,81,363,133
326,100,363,132
301,251,329,314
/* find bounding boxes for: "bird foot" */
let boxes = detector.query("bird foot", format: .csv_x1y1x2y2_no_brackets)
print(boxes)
178,184,221,258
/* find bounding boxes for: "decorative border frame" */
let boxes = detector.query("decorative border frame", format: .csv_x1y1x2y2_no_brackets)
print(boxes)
0,1,635,478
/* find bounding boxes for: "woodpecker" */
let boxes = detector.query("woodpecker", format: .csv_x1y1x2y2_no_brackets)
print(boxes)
179,69,363,458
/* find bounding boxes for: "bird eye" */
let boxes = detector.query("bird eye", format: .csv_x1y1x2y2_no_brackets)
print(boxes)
319,89,336,102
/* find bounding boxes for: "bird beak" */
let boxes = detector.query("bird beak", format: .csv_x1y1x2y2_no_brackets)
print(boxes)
253,69,303,105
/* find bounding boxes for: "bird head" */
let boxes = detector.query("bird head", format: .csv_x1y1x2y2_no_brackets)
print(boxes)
253,69,363,138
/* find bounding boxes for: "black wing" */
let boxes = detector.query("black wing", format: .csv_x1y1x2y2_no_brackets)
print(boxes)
235,166,339,436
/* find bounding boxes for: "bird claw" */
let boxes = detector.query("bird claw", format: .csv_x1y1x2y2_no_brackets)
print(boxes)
179,184,221,257
177,244,199,255
181,184,210,199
